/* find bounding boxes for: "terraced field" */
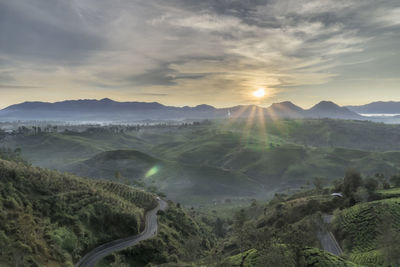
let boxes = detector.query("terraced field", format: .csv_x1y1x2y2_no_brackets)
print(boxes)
224,247,361,267
333,197,400,266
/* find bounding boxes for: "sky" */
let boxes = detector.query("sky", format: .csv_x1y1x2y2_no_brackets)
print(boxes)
0,0,399,109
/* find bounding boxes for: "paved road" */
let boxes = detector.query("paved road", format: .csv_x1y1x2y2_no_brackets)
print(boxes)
75,199,168,267
317,215,343,256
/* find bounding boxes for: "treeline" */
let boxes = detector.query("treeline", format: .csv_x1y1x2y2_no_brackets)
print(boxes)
1,119,212,137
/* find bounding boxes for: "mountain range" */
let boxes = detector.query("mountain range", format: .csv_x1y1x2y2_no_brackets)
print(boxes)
1,98,397,122
346,101,400,114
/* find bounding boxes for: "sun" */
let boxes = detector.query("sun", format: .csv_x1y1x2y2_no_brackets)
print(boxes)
253,88,266,98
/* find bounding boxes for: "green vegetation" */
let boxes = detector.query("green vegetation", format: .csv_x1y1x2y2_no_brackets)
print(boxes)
2,118,400,266
4,119,400,204
0,154,214,266
0,158,157,266
98,204,215,266
333,196,400,266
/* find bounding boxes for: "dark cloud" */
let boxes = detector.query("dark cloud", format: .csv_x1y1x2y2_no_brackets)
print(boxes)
0,1,104,65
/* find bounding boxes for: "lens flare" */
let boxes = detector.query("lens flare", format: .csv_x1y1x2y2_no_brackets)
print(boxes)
145,165,159,178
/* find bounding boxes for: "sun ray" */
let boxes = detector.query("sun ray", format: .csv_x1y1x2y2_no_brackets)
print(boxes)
241,105,257,145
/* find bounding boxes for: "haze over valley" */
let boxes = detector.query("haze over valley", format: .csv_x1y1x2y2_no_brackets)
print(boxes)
1,0,400,266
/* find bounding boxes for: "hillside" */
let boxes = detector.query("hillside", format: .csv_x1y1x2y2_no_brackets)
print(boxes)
0,158,156,266
68,149,262,204
333,196,400,266
70,149,160,180
3,119,400,204
201,172,400,267
0,158,213,266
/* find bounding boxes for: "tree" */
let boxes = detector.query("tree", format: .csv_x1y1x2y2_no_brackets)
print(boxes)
233,209,247,254
214,218,226,238
375,173,386,188
343,169,363,197
312,177,324,192
364,177,378,193
390,175,400,187
255,245,296,267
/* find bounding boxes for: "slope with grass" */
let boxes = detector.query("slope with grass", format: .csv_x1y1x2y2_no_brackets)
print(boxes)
149,129,400,190
4,119,400,204
332,196,400,266
0,157,215,267
68,149,263,204
0,158,159,266
2,131,149,170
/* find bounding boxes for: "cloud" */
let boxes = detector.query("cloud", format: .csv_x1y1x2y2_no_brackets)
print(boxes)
0,0,105,65
0,0,399,107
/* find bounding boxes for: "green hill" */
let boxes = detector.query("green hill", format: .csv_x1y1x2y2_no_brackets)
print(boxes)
0,158,213,266
4,119,400,204
68,149,263,204
333,196,400,266
70,149,159,180
5,131,148,169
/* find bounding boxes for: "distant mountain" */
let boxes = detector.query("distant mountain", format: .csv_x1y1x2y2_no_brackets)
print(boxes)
4,98,167,112
267,101,305,118
307,101,361,119
0,98,218,121
0,98,364,122
346,101,400,114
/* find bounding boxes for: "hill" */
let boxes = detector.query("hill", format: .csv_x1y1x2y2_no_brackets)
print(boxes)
307,101,361,119
71,149,160,180
68,149,262,204
347,101,400,114
0,158,214,266
4,119,400,204
332,196,400,266
0,158,156,266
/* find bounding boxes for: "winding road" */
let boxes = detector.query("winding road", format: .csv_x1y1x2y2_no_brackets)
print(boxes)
317,214,343,256
75,199,168,267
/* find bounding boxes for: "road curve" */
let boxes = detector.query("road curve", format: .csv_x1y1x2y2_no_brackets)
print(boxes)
75,199,168,267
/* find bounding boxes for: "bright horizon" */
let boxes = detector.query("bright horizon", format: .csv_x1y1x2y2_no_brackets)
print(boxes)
0,0,399,109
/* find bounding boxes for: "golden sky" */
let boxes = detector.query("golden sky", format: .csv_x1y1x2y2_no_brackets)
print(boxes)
0,0,400,109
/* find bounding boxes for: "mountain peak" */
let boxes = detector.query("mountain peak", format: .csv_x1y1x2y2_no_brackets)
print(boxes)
312,101,339,108
308,101,360,118
270,101,303,110
100,98,114,102
194,104,216,111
